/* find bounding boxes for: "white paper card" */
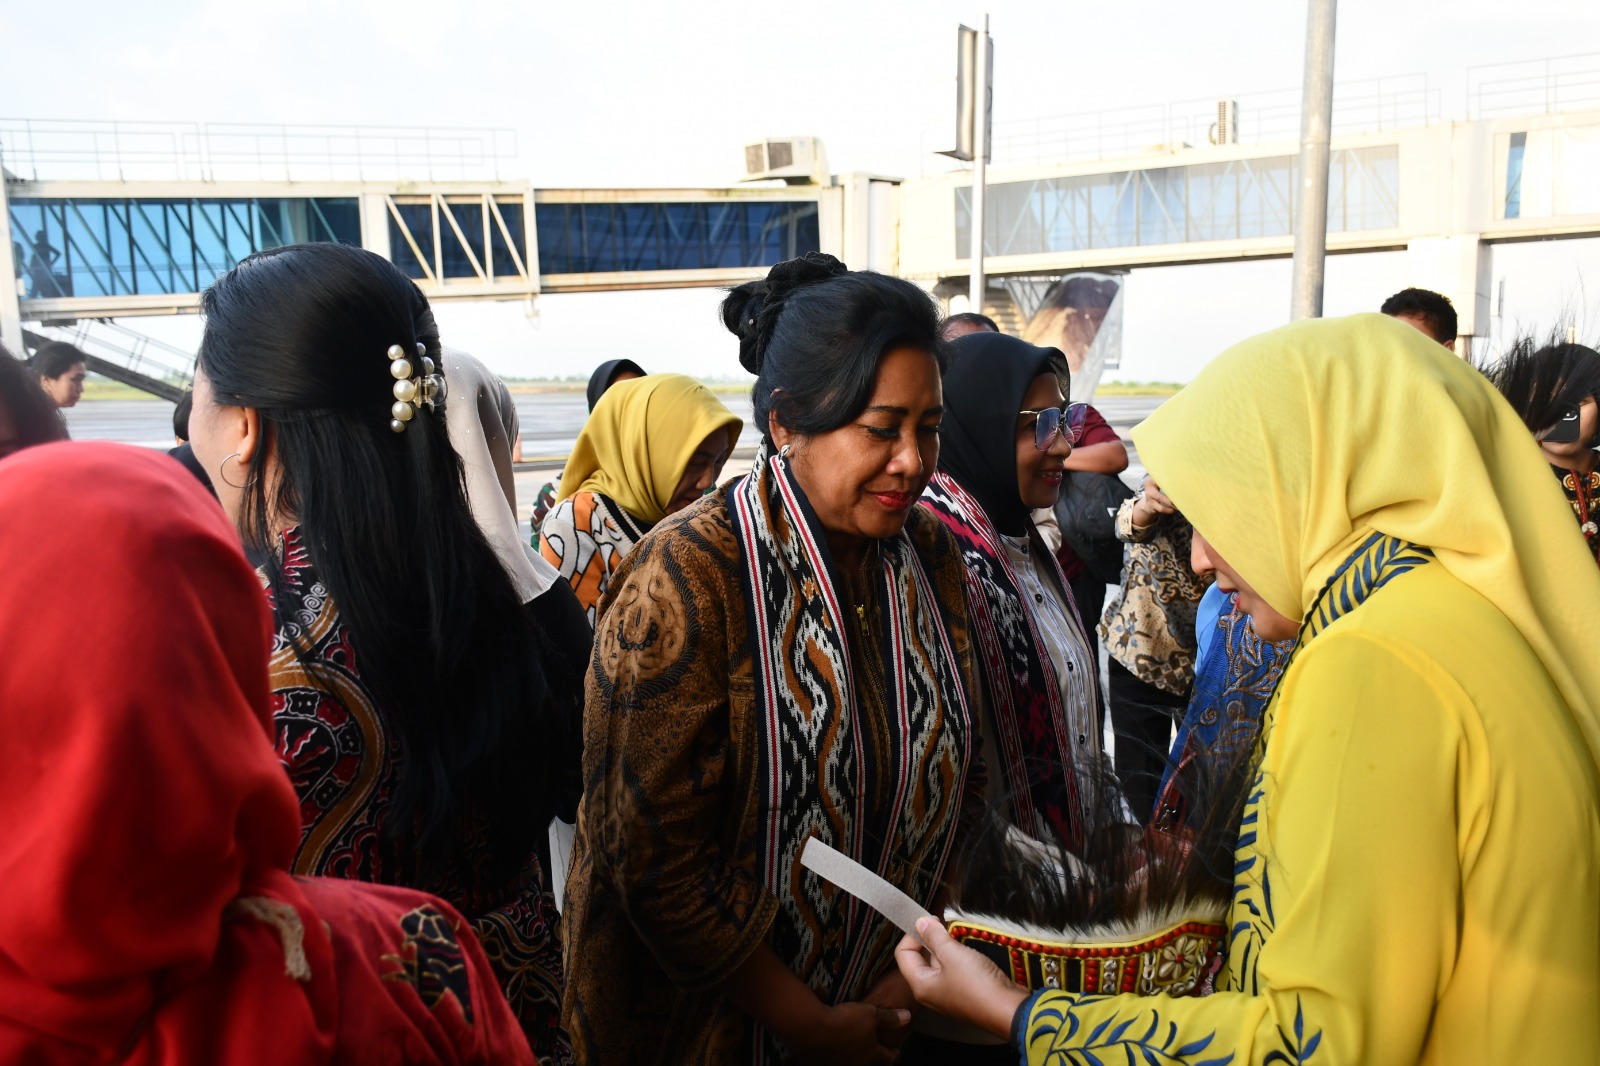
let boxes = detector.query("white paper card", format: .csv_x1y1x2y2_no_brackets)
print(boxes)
799,836,935,947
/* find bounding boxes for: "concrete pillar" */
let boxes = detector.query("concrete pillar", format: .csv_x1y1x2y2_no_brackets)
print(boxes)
0,177,24,353
831,174,902,274
1289,0,1338,320
1404,235,1492,345
816,184,847,261
360,191,392,261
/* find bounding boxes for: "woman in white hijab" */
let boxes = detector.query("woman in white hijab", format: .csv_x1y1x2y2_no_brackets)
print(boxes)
444,350,591,901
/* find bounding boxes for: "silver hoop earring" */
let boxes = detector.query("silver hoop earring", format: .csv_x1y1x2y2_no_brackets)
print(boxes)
219,451,247,489
778,443,793,460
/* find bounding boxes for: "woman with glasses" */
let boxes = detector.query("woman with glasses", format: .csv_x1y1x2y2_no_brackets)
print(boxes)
923,331,1109,852
896,313,1600,1065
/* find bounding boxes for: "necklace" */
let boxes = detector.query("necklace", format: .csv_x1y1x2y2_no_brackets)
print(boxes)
850,541,883,638
1560,467,1600,561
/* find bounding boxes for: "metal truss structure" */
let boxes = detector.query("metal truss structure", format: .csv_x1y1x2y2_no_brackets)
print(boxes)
384,192,532,287
532,199,820,275
9,195,359,300
955,146,1398,258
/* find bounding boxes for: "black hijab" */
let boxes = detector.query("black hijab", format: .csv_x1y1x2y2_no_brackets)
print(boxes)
585,358,646,412
939,331,1068,537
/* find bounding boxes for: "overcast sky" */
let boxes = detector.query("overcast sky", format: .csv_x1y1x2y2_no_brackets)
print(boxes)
6,0,1598,381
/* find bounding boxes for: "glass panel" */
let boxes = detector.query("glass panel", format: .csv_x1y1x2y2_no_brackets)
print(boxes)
308,198,362,245
1138,168,1182,245
387,202,435,280
533,201,818,275
1186,162,1238,242
488,200,526,278
130,200,188,294
1505,131,1526,219
12,202,71,297
12,196,359,298
1340,146,1398,231
957,145,1399,256
792,204,820,260
438,199,486,279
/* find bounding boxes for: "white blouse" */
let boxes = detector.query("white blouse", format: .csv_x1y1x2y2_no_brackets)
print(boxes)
998,531,1103,763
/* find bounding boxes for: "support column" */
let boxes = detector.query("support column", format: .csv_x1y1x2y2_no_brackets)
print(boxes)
967,14,991,312
1405,235,1491,354
0,177,24,353
1290,0,1337,320
359,191,392,261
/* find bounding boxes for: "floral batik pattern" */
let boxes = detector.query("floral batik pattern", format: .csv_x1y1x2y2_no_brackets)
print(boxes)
539,490,648,626
382,905,476,1022
1022,989,1325,1065
264,527,572,1065
1223,534,1433,996
1152,595,1295,832
1100,500,1209,697
1016,534,1433,1065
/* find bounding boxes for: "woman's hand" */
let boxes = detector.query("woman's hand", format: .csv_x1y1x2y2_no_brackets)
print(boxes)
721,945,907,1064
787,1001,910,1065
862,968,918,1049
1131,476,1178,530
895,917,1029,1038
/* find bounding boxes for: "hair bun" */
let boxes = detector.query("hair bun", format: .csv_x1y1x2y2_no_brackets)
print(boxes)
721,253,851,375
720,279,770,373
766,252,848,302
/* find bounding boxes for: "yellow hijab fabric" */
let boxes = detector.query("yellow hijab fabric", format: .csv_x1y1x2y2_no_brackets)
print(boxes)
558,373,743,527
1132,313,1600,762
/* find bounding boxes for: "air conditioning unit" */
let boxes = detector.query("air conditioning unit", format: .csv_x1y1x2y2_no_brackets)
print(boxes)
1209,100,1240,146
741,137,828,185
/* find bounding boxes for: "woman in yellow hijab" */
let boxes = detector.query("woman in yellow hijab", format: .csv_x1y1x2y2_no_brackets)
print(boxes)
540,373,742,625
895,313,1600,1064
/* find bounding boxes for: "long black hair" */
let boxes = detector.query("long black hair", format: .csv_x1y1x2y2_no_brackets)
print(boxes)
0,345,68,455
29,340,86,379
198,243,564,890
720,252,948,437
1485,326,1600,445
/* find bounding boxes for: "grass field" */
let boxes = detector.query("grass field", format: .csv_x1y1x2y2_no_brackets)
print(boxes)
80,378,184,401
501,378,754,396
1093,382,1184,397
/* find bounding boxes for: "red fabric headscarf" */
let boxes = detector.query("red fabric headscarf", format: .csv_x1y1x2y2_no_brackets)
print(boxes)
0,443,534,1066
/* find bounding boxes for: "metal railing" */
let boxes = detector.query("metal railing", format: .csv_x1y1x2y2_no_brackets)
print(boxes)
925,51,1600,174
34,319,197,387
980,74,1438,169
1468,52,1600,119
0,119,519,182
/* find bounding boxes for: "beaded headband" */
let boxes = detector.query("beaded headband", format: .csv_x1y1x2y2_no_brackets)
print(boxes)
386,342,447,433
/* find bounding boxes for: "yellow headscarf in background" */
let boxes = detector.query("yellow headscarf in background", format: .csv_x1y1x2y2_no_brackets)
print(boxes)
558,373,744,527
1133,313,1600,762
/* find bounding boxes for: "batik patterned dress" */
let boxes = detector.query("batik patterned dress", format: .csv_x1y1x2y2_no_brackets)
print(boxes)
538,489,649,626
562,463,987,1066
263,527,570,1066
1098,499,1209,696
1014,535,1600,1065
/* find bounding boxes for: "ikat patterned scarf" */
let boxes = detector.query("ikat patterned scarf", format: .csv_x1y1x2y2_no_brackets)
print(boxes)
728,441,973,1037
922,469,1089,850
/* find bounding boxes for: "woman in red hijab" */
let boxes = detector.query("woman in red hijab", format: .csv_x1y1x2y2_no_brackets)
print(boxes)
0,442,535,1066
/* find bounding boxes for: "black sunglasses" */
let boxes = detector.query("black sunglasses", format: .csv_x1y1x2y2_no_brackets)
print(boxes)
1019,402,1089,451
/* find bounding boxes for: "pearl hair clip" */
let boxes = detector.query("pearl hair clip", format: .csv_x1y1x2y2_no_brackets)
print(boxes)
386,342,447,433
